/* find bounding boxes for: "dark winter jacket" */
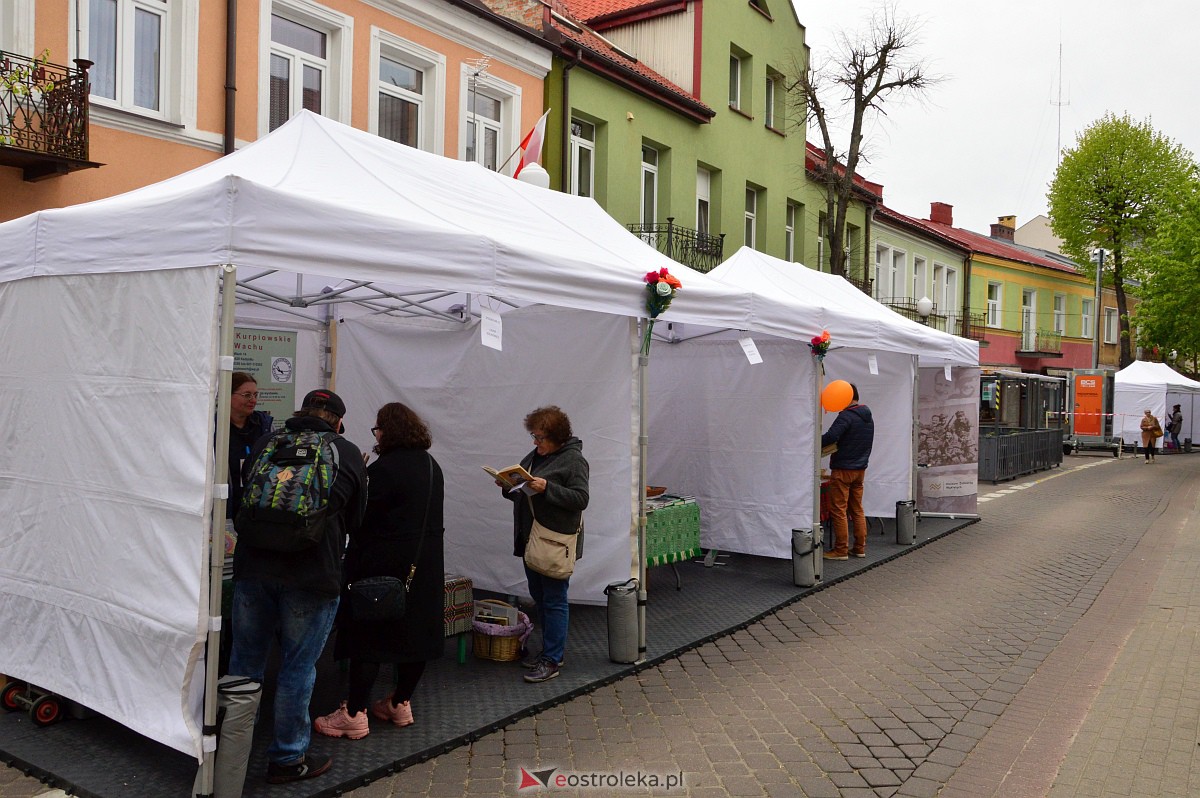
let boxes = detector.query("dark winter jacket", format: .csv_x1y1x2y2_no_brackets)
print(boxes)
505,437,589,560
335,448,445,663
821,403,875,471
233,415,367,597
228,410,274,518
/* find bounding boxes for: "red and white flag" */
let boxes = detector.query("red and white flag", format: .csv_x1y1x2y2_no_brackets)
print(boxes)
513,110,550,178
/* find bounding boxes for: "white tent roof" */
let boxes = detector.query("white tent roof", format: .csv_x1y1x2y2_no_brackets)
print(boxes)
0,111,806,337
707,247,979,367
1114,360,1200,392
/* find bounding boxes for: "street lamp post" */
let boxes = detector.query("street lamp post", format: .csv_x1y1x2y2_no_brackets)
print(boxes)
916,296,933,326
1091,248,1105,370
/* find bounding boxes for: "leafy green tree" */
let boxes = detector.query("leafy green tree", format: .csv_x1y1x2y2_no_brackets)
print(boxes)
1131,180,1200,367
1048,113,1197,367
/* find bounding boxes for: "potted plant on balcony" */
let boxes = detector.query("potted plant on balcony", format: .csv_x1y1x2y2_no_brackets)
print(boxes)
1,49,56,149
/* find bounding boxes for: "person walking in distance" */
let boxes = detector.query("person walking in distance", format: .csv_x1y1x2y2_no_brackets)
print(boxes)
1140,409,1162,463
1168,404,1183,453
821,384,875,560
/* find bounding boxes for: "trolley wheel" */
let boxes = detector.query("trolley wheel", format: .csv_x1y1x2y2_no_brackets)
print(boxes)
1,681,25,712
30,694,62,727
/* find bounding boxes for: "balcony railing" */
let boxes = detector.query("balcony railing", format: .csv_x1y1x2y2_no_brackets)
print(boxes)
627,217,725,273
1017,327,1063,356
0,51,97,180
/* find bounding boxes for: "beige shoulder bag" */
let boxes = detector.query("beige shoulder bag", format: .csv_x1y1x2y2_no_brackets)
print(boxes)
523,496,579,580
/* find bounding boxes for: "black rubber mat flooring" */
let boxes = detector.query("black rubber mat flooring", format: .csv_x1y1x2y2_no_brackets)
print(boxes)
0,515,974,798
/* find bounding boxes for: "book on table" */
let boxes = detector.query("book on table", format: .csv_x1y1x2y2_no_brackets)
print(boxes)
482,464,536,495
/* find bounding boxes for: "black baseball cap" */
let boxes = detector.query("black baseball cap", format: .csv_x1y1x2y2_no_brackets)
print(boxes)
301,389,346,417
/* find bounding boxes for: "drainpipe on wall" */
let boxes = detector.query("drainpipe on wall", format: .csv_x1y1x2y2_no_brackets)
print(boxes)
559,47,581,193
962,253,972,339
223,0,237,155
863,204,875,289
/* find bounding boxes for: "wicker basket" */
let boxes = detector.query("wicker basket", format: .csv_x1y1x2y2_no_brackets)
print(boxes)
471,599,530,662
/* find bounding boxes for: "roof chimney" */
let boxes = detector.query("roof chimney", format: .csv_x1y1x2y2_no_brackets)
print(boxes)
930,202,953,226
990,215,1016,241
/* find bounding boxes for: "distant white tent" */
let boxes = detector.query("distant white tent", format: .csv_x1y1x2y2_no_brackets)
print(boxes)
1113,361,1200,443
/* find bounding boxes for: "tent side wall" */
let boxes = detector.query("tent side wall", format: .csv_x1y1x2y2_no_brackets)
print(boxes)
0,266,220,757
335,307,638,604
645,336,916,559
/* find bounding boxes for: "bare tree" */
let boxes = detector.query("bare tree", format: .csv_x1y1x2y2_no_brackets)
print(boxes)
790,6,936,287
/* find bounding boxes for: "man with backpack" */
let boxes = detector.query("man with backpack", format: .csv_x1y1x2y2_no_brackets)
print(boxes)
820,384,875,561
230,389,367,784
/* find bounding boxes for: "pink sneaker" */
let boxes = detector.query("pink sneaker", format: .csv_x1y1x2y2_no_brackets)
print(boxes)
313,702,369,740
370,697,414,727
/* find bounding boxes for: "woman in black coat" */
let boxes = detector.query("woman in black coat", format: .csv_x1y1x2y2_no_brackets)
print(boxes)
313,402,444,739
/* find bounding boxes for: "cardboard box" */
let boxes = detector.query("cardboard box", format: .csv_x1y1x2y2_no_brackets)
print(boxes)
443,574,473,637
473,599,518,627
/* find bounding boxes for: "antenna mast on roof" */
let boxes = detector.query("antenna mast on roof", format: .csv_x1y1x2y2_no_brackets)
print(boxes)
1052,37,1070,165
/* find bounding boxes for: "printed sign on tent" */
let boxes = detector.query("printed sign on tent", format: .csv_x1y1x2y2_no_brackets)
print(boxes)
234,326,297,418
738,337,763,364
481,308,503,351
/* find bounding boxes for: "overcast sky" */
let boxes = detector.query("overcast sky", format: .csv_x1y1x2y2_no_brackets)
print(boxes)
788,0,1199,235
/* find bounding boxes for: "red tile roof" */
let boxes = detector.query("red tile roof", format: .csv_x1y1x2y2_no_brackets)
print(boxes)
805,142,884,200
876,205,1080,274
567,0,675,24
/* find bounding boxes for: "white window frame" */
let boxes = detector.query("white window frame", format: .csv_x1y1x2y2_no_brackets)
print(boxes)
259,0,351,135
785,202,797,261
1081,298,1094,339
1053,293,1066,335
1021,289,1037,349
913,256,927,301
744,187,757,248
569,117,596,198
696,167,711,236
943,267,958,316
987,282,1003,328
729,53,741,110
459,67,519,171
370,28,444,154
78,0,191,123
640,145,658,229
1,1,35,56
1103,307,1119,344
891,248,906,299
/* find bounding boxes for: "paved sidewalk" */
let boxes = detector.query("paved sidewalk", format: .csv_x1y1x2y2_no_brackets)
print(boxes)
4,452,1198,797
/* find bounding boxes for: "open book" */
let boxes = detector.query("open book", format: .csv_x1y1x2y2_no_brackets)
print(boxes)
483,464,537,495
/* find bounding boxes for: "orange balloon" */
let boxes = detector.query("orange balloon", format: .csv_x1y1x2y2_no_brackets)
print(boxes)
821,380,853,413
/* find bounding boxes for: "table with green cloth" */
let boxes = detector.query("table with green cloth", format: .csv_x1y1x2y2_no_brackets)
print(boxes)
645,496,701,577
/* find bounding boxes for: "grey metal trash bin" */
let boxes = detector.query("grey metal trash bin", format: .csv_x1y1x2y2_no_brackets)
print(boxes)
1186,438,1193,453
896,500,916,546
791,528,822,587
604,579,639,664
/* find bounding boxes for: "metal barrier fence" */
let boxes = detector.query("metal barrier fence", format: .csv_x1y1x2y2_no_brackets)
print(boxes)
979,428,1064,483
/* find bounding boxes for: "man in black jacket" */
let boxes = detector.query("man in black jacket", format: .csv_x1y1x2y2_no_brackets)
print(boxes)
229,389,367,784
820,384,874,560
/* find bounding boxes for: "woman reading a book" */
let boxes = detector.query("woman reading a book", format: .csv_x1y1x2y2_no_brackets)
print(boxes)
498,405,589,684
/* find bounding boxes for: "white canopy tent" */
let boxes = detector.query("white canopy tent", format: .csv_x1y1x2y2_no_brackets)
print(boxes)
1113,360,1200,444
0,112,843,766
644,248,979,559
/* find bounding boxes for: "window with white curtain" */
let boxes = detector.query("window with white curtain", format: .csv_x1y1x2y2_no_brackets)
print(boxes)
785,202,798,261
987,282,1003,327
372,32,443,153
87,0,167,113
744,187,758,248
1081,299,1094,339
696,167,711,236
570,118,595,198
1053,294,1066,335
1103,307,1119,344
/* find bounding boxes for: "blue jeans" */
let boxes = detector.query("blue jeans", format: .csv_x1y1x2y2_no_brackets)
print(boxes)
524,565,569,665
228,579,338,765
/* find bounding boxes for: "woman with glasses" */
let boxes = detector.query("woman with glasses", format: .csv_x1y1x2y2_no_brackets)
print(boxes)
313,402,445,739
228,372,274,518
498,406,589,684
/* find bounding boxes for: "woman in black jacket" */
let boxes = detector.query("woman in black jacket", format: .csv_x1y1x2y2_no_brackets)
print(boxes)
313,402,444,739
500,406,589,684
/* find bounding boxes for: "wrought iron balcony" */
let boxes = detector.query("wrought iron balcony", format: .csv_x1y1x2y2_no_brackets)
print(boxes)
1017,327,1063,357
627,217,725,273
0,51,99,180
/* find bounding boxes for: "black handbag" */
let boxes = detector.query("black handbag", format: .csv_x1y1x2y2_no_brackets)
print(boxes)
347,454,434,622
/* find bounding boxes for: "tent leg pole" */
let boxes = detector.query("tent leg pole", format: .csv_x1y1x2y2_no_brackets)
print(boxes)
813,362,823,544
637,345,649,664
197,265,237,797
911,358,920,504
